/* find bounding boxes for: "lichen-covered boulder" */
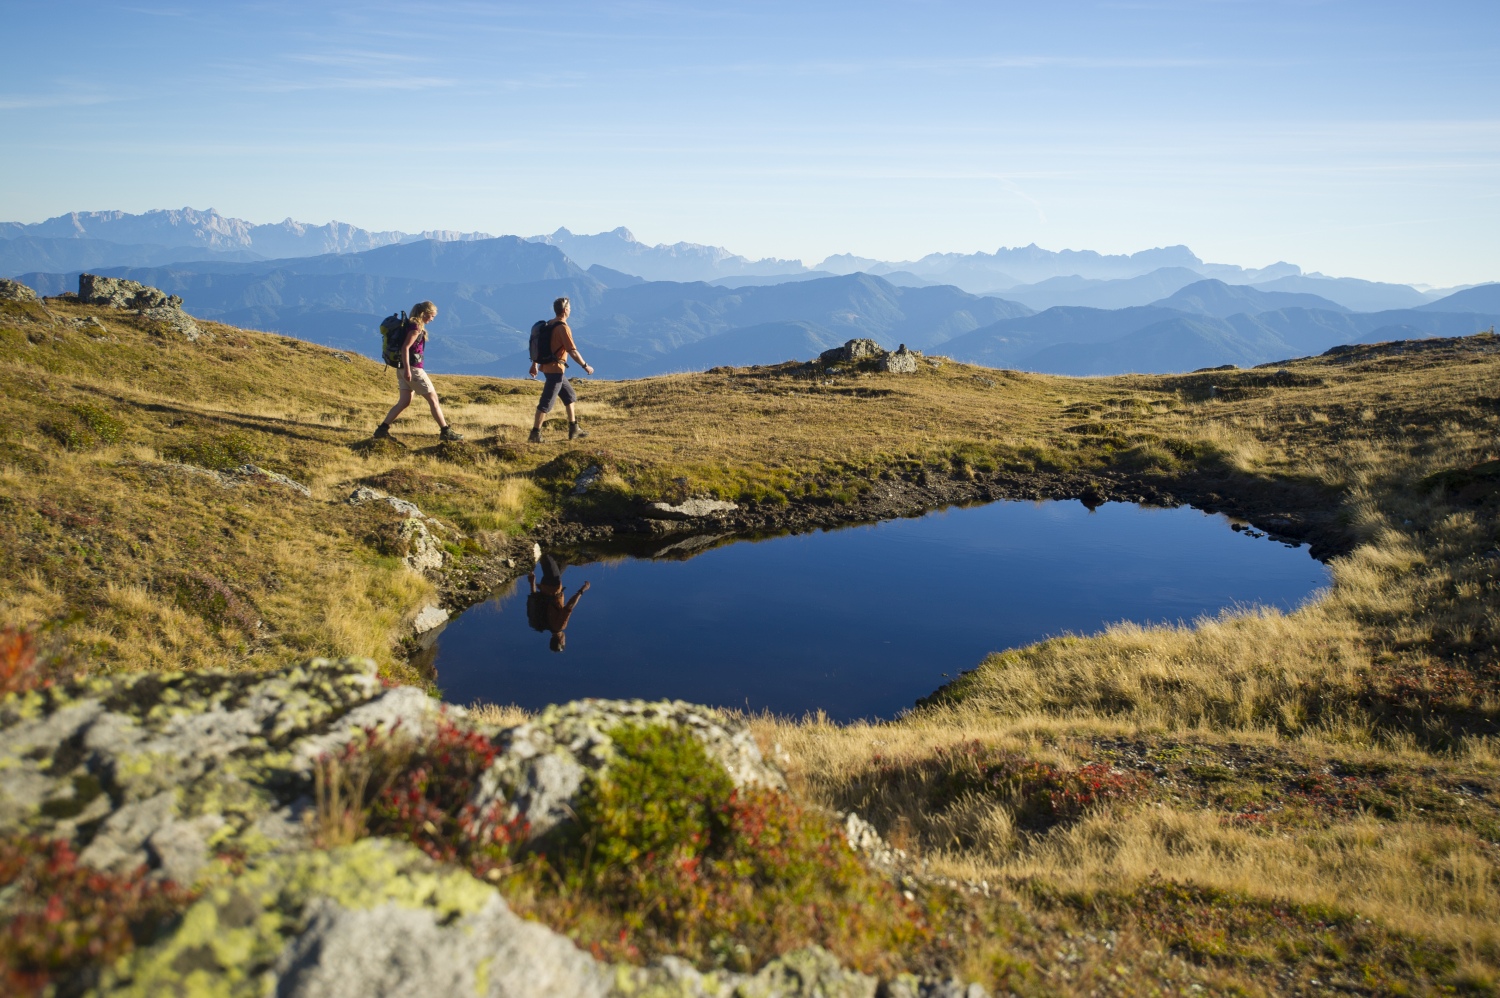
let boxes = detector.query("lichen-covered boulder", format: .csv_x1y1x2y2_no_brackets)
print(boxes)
105,837,898,997
0,660,986,997
0,658,443,876
477,699,785,839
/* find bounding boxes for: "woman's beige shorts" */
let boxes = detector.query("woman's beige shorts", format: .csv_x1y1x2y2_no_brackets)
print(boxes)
398,367,436,398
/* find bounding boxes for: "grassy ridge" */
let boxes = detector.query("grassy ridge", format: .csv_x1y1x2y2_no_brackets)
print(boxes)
4,295,1500,992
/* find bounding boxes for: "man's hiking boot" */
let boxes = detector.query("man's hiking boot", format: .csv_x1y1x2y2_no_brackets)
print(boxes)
440,425,465,442
569,421,587,440
372,422,391,439
527,428,543,444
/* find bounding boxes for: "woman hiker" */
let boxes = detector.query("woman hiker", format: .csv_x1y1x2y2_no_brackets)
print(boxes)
373,300,464,441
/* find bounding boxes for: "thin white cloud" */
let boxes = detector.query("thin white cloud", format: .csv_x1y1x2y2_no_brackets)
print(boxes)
0,91,128,111
242,75,460,93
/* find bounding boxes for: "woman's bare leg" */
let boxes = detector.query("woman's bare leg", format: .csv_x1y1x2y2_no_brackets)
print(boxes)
383,389,413,426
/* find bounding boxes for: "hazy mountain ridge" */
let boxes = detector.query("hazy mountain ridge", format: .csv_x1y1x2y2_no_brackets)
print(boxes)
940,280,1500,375
527,226,809,283
1,207,491,259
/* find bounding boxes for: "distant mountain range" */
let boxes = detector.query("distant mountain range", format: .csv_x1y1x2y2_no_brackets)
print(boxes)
0,208,491,268
937,280,1497,376
6,207,1496,379
528,227,805,283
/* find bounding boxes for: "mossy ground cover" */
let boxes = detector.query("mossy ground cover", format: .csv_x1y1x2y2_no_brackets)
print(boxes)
4,295,1500,991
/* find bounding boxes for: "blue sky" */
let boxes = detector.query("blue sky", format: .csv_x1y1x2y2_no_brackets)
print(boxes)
2,1,1497,285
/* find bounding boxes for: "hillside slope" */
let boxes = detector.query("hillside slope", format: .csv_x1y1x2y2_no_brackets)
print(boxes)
3,284,1499,994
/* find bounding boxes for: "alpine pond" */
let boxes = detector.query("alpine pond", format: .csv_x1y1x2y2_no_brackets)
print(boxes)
431,500,1330,721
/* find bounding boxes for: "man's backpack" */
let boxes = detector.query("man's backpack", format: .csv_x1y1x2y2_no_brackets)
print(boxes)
379,311,409,367
528,319,559,365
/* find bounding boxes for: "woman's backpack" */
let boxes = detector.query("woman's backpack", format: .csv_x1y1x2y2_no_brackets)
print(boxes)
379,311,410,367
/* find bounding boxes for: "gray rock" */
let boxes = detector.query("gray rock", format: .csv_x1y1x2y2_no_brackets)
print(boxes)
142,304,201,342
147,812,226,884
572,464,603,495
79,790,178,873
273,894,614,998
884,977,991,998
237,464,312,497
0,277,38,302
412,604,449,634
78,273,184,311
399,517,445,572
289,686,444,775
77,273,200,340
649,497,739,520
477,698,784,839
347,486,425,519
842,811,908,871
820,338,886,365
878,344,920,374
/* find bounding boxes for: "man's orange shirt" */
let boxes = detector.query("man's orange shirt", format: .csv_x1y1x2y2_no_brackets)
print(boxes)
540,320,578,375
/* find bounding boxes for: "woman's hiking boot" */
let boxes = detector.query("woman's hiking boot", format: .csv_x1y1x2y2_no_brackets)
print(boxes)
372,422,392,439
527,428,543,444
569,420,587,440
440,425,465,442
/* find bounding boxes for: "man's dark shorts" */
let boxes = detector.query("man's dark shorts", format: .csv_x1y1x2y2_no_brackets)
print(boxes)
536,372,576,414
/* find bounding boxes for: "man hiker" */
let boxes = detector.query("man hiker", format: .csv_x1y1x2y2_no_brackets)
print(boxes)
528,296,593,443
373,300,464,441
526,553,591,652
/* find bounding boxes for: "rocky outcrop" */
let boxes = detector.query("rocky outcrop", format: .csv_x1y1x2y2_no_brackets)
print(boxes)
79,273,184,311
0,659,983,997
818,338,922,374
819,338,884,365
77,273,200,341
0,277,39,302
878,344,921,374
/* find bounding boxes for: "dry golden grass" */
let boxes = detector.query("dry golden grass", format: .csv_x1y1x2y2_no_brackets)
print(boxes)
4,297,1499,986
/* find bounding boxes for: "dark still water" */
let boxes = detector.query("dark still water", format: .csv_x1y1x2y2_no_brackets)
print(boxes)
431,501,1330,722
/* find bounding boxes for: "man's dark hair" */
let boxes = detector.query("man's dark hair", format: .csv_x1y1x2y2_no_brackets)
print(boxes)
552,297,569,317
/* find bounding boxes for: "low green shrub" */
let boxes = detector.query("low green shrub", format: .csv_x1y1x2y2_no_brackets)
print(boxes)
43,402,123,451
160,430,255,470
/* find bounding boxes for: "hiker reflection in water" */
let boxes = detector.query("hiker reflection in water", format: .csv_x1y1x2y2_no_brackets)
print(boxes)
526,554,590,652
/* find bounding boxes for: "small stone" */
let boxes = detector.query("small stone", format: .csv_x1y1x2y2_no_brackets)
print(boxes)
571,465,603,495
648,498,739,520
413,605,449,634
